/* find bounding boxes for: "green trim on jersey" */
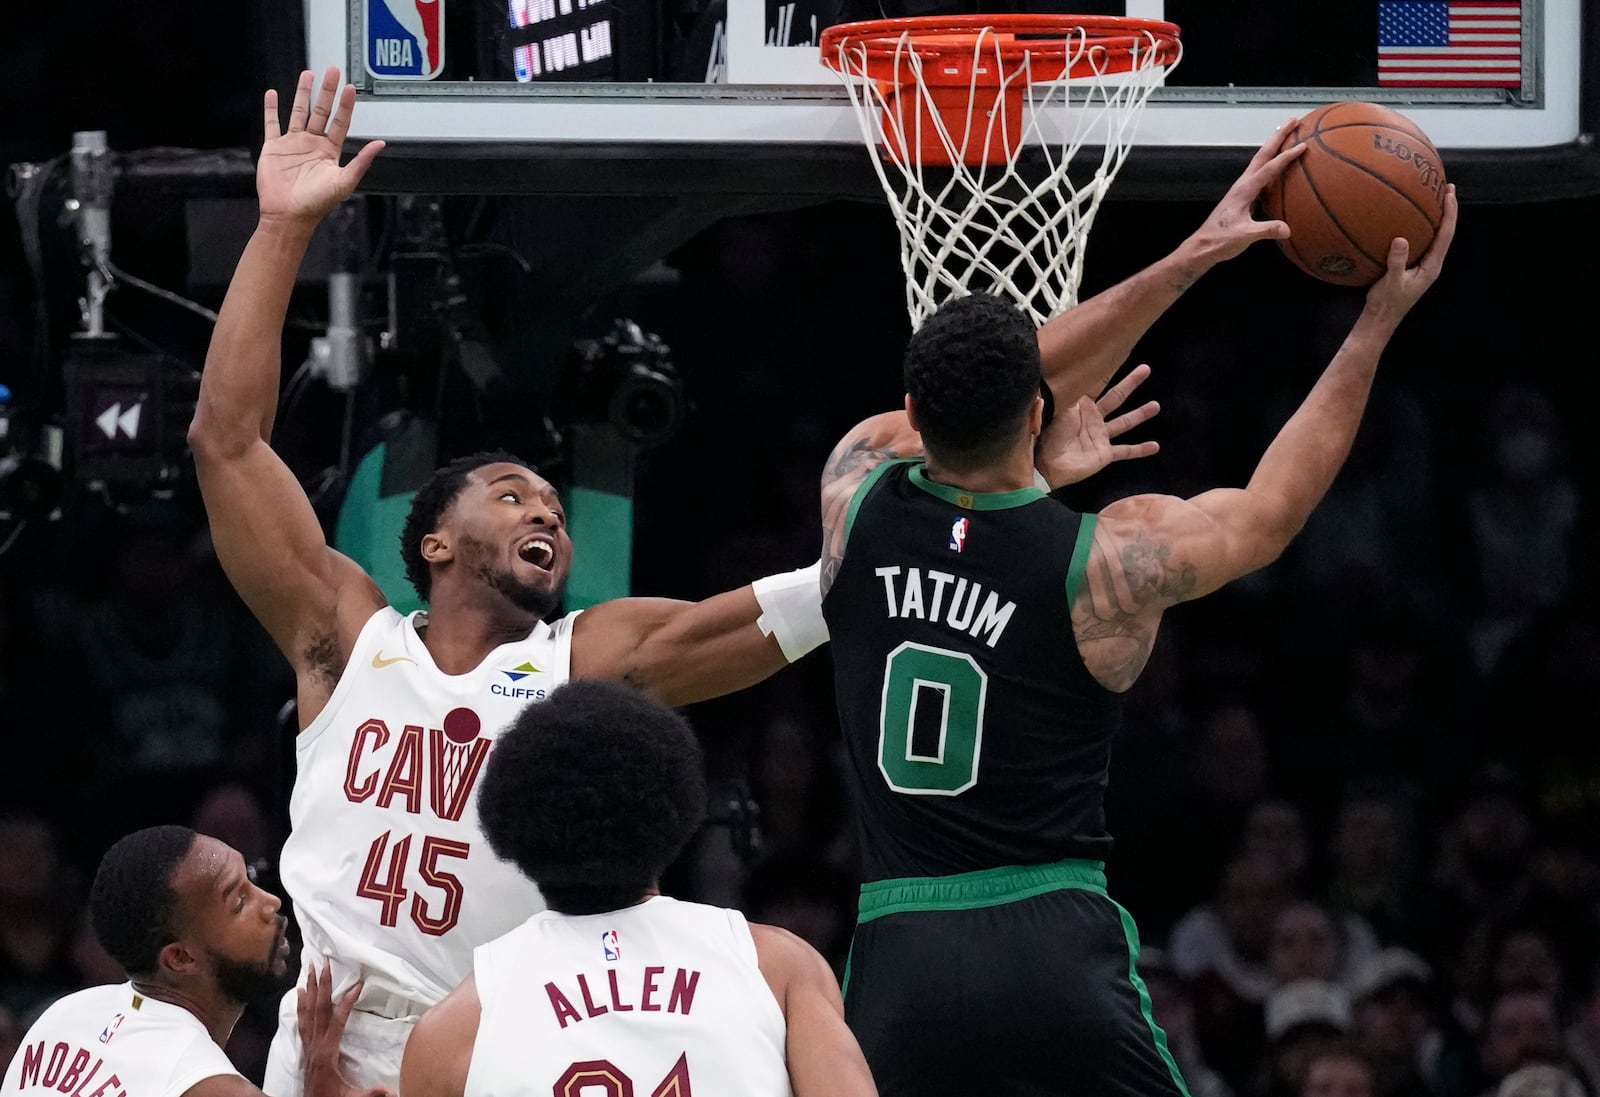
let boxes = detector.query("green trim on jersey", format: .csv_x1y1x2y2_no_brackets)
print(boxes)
908,464,1049,511
855,858,1108,923
842,458,910,548
1114,899,1193,1097
1066,512,1099,607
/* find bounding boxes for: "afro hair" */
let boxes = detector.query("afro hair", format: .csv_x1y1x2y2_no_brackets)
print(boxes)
478,679,707,914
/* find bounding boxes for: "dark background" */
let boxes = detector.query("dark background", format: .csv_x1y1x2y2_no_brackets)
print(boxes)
3,6,1600,1097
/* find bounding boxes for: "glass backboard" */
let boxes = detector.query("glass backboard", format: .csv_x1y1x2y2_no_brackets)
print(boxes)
306,0,1593,199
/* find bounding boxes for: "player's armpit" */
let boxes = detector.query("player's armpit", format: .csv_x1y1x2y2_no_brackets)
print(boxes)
750,924,878,1097
191,434,385,690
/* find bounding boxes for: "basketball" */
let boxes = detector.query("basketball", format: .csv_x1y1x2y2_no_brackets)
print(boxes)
1260,101,1448,287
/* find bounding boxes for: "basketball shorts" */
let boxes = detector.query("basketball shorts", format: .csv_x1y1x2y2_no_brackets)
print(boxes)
262,983,420,1097
843,859,1189,1097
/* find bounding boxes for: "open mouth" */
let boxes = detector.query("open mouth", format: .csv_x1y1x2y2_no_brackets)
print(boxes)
517,537,555,571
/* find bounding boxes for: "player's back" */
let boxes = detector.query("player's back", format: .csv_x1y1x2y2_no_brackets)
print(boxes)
822,459,1123,881
466,896,792,1097
3,983,241,1097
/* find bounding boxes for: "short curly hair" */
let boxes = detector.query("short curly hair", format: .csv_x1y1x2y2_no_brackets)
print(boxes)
89,826,197,977
478,679,707,914
904,293,1041,471
399,449,527,604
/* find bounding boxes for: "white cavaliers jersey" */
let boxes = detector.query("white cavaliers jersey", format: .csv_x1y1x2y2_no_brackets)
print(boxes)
466,897,792,1097
279,606,578,1014
3,984,241,1097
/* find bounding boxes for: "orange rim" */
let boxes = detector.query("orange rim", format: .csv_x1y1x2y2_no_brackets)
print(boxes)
820,14,1181,80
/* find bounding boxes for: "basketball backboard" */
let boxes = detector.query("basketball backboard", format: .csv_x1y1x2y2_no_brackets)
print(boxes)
306,0,1595,200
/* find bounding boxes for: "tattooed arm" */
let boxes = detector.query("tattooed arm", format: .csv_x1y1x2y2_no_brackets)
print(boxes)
1071,189,1456,693
819,411,923,597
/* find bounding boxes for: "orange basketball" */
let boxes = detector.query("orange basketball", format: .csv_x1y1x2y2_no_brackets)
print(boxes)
1259,101,1448,287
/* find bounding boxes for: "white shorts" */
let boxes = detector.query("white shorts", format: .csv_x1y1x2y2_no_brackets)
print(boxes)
262,984,421,1097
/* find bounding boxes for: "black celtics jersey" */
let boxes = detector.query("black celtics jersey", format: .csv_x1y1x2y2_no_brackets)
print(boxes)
822,459,1124,882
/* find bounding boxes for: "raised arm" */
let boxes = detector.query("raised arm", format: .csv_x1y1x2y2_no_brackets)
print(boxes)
188,68,387,712
1036,119,1306,408
1074,186,1459,692
751,923,879,1097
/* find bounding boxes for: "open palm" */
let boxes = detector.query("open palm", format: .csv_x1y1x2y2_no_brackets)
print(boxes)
1035,364,1161,489
259,67,385,224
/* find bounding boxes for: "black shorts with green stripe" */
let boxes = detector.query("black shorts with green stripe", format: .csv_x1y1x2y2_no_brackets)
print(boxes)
842,859,1189,1097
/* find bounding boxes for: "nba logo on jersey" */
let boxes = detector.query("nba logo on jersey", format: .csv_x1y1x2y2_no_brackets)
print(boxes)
98,1013,125,1044
949,517,968,552
602,929,622,961
366,0,444,79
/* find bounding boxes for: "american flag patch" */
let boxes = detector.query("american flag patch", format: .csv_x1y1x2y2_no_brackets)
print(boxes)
1378,1,1521,87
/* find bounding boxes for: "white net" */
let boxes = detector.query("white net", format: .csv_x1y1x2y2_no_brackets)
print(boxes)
823,19,1181,330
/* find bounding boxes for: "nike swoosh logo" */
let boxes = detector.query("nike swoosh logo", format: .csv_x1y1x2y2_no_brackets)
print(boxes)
372,652,417,669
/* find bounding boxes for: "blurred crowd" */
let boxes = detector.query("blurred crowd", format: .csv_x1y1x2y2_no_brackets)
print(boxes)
3,194,1598,1097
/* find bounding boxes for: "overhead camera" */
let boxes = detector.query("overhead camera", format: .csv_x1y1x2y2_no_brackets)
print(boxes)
566,319,685,448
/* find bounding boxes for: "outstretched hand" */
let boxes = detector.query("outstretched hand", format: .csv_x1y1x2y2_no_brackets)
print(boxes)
1365,182,1458,319
297,959,395,1097
1035,363,1161,490
1184,117,1308,267
259,67,385,227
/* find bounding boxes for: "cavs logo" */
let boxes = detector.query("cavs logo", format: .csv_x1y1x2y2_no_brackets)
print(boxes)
431,708,490,821
949,517,968,552
602,930,621,962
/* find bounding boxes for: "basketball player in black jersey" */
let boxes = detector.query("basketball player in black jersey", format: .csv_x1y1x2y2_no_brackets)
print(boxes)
817,180,1459,1093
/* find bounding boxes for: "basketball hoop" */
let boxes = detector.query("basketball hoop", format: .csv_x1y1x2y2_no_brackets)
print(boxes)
819,14,1181,329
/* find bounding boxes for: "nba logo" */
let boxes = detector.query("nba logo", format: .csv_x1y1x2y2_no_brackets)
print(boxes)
949,517,968,552
98,1013,124,1044
602,930,621,961
366,0,445,80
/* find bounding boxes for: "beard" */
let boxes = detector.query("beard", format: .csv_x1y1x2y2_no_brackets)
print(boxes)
466,542,564,619
213,952,281,1004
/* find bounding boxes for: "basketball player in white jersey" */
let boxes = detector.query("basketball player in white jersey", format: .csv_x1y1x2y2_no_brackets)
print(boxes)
191,65,1306,1097
192,66,839,1097
1,826,379,1097
400,679,877,1097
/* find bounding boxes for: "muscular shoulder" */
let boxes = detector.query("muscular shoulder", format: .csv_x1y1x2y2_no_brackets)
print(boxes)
1071,495,1205,693
750,922,839,1013
402,976,481,1097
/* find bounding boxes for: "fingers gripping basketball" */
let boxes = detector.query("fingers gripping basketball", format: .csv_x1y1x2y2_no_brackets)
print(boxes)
1260,101,1448,286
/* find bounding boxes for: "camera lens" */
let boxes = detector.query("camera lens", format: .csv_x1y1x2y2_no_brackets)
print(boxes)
608,362,684,447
